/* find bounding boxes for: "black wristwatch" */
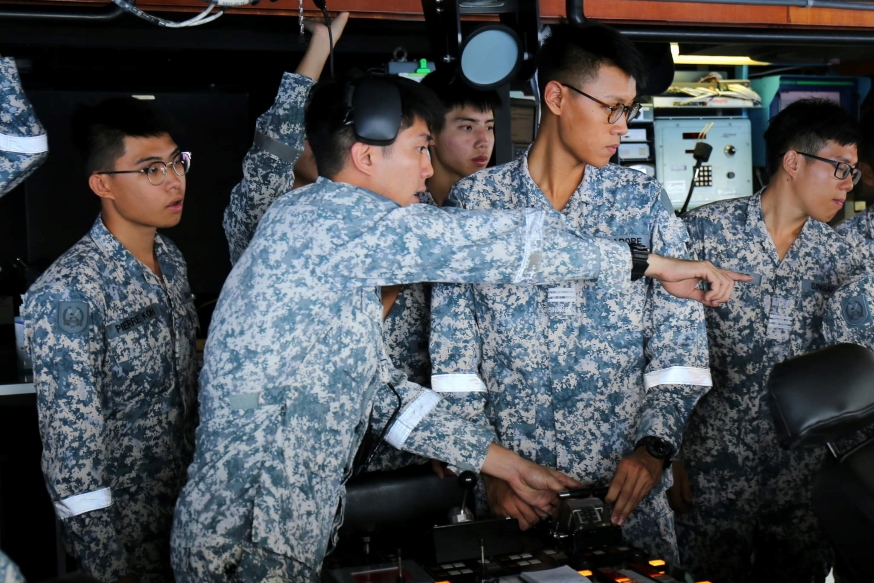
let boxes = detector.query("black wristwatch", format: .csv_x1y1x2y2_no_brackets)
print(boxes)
628,242,650,281
634,436,674,468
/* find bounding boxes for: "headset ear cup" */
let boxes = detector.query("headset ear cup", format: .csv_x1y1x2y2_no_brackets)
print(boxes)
349,78,403,145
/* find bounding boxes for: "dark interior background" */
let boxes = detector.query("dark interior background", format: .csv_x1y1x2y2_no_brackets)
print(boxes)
1,7,873,580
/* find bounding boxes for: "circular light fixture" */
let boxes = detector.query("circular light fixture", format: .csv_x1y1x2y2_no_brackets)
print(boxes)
459,25,522,90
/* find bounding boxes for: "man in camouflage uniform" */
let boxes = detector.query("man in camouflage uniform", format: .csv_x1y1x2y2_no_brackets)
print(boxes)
835,113,874,264
672,99,865,583
220,14,502,472
22,98,198,583
172,73,742,583
0,56,48,197
429,21,709,563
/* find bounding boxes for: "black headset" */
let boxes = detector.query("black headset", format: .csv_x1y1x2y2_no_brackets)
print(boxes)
312,0,403,146
343,76,403,146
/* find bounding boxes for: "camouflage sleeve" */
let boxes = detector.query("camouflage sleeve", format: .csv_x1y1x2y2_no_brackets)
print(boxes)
428,282,491,425
0,56,48,198
637,196,711,451
375,366,496,473
0,550,24,583
330,205,631,290
23,290,132,582
681,212,705,261
223,72,313,264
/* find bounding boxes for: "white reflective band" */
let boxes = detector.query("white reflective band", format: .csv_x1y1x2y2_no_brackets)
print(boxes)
644,366,712,390
54,487,112,519
431,373,486,393
385,390,441,449
0,132,48,154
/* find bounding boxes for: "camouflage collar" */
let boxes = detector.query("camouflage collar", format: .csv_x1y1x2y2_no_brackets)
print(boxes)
744,188,767,232
315,176,400,210
519,150,595,207
88,215,175,286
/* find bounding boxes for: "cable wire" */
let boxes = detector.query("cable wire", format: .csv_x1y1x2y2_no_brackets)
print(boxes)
111,0,224,28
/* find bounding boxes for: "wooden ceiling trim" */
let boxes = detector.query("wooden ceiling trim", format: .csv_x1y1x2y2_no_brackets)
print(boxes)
5,0,874,29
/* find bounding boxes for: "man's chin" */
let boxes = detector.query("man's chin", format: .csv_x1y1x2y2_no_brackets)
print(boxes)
159,217,184,229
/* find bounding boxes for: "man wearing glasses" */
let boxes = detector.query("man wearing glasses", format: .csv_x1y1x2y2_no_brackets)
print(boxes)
670,98,865,582
429,21,709,563
22,97,199,583
835,111,874,261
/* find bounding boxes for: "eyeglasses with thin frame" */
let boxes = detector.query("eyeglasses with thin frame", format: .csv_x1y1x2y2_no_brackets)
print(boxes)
792,150,861,185
560,83,641,125
95,151,192,186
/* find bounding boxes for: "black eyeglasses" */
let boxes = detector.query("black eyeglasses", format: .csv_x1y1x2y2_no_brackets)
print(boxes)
560,83,641,125
793,151,861,185
95,151,192,186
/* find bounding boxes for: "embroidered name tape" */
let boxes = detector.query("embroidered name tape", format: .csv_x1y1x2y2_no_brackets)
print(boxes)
106,303,161,339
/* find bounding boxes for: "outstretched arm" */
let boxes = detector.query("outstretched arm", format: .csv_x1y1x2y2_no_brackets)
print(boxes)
222,13,349,264
296,12,349,81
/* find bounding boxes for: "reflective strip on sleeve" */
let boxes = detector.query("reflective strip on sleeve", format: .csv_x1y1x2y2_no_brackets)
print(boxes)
253,130,302,163
385,390,441,449
0,132,48,154
513,210,546,284
53,487,112,519
431,373,486,393
644,366,712,390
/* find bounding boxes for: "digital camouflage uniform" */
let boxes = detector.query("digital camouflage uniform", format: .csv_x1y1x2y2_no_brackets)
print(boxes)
221,71,431,472
835,205,874,266
0,551,24,583
0,56,48,197
22,217,199,583
172,176,632,583
430,156,710,564
678,191,863,583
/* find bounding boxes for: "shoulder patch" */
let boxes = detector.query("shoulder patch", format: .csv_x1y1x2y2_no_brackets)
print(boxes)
841,294,872,327
57,301,90,334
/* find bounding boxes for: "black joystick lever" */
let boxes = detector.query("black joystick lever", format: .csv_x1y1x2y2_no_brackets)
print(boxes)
449,470,477,523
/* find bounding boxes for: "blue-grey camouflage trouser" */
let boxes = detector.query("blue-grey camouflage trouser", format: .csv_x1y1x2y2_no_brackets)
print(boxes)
171,542,318,583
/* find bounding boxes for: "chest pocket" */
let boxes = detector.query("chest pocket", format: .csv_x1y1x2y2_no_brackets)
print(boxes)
576,232,650,331
799,276,840,333
106,303,170,365
730,272,764,306
581,280,645,332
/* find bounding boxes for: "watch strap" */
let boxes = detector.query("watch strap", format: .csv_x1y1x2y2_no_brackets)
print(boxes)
629,242,650,281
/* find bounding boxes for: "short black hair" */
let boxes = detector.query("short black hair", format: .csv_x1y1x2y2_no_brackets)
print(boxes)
764,98,860,174
420,67,501,116
537,20,647,99
71,97,175,175
305,74,446,179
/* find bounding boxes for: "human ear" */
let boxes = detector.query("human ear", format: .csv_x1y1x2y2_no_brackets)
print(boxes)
543,80,566,117
348,142,374,176
88,173,115,201
782,150,800,179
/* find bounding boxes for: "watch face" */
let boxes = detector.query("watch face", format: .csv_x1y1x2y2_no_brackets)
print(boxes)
649,440,671,458
640,437,671,459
